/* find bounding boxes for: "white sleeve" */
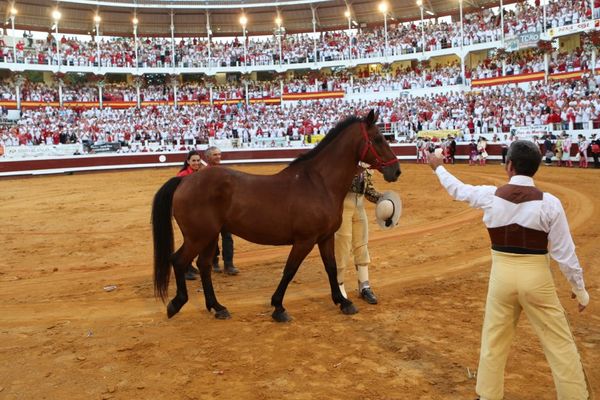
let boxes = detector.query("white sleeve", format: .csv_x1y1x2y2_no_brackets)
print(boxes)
434,166,495,209
545,194,586,291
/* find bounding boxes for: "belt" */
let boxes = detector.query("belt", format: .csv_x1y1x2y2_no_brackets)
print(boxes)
492,245,548,255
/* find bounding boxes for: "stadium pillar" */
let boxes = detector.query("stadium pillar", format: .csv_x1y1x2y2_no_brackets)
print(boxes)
461,54,466,85
500,0,504,45
172,76,178,108
52,9,62,67
170,12,176,68
209,85,214,106
459,0,464,48
14,75,23,112
240,15,248,69
58,80,63,107
98,83,103,110
95,19,101,69
135,79,141,108
206,12,212,67
276,15,283,66
384,12,388,57
280,79,284,109
417,1,425,55
379,2,389,58
592,48,597,75
544,53,549,83
345,9,352,61
311,6,318,63
133,17,139,69
542,0,547,32
16,85,21,111
9,9,16,63
243,80,249,106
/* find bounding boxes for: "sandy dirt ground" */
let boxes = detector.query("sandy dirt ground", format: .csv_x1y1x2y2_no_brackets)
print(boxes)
0,162,598,400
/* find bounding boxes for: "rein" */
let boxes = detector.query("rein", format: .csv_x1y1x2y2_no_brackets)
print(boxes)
359,123,397,171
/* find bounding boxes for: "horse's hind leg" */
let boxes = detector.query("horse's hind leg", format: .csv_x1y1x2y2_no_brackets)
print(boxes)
271,240,315,322
197,238,231,320
166,242,199,318
318,235,357,315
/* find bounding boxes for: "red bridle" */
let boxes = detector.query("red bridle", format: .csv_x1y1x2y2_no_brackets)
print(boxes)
359,123,398,171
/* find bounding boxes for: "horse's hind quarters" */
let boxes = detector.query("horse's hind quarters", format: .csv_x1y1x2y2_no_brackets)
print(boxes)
382,163,401,182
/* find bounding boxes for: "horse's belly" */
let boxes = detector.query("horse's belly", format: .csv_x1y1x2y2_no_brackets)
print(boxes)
231,224,293,246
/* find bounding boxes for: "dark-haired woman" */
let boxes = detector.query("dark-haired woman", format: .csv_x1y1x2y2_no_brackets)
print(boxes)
176,150,202,177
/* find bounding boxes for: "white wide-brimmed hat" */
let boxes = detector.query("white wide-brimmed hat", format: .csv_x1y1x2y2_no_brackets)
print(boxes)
375,191,402,230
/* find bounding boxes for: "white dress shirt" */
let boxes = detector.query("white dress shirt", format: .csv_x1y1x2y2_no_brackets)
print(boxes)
435,166,585,291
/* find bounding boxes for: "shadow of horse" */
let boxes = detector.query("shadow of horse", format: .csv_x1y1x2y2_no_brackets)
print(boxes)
152,109,401,322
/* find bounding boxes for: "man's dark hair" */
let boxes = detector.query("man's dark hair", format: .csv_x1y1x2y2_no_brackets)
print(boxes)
506,140,542,177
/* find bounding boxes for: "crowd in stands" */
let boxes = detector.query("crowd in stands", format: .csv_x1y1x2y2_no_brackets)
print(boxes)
3,76,600,149
0,62,464,103
469,48,590,79
0,46,593,105
0,0,593,68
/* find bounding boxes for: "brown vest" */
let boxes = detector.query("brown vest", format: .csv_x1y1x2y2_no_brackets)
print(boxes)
488,184,549,254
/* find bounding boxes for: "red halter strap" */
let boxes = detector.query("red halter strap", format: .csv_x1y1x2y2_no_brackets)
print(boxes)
359,123,397,171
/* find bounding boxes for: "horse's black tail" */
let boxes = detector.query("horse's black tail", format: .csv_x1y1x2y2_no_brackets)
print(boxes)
152,176,183,302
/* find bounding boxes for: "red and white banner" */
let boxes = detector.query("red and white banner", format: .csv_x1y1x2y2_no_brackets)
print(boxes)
548,19,600,38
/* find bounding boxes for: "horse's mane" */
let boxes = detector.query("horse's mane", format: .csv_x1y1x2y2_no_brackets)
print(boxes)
289,115,362,166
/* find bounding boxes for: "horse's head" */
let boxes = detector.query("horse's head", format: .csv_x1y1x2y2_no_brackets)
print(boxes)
359,109,401,182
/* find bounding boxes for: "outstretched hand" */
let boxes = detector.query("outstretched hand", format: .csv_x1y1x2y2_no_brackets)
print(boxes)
427,152,444,171
571,292,587,313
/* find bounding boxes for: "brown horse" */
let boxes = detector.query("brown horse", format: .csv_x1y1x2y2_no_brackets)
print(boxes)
152,110,401,322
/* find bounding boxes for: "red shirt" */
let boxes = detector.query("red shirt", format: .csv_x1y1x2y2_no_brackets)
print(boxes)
176,166,195,177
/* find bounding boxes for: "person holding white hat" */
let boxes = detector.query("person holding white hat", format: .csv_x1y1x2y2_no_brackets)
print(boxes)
428,140,590,400
334,165,385,305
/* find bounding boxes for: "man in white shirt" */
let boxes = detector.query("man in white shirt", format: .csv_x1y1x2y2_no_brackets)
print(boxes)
428,140,590,400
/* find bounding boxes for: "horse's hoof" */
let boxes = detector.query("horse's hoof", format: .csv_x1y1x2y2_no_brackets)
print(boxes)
167,301,180,319
341,303,358,315
272,310,292,323
214,309,231,320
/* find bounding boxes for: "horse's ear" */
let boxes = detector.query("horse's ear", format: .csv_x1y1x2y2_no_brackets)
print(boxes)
365,109,378,126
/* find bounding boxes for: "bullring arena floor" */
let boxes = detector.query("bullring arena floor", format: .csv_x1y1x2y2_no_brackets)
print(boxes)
0,162,598,400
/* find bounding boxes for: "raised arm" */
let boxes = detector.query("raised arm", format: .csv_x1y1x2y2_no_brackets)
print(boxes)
428,154,495,209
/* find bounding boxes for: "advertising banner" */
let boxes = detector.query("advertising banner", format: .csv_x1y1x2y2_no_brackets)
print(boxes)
509,125,550,141
251,136,289,148
418,129,461,139
1,144,82,159
86,142,121,153
505,32,541,51
548,19,600,39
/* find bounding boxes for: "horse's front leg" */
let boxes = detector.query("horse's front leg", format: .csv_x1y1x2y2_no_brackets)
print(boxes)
318,235,358,315
198,239,230,319
271,240,315,322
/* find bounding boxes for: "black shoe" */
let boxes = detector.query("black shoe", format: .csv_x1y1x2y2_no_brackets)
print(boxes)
212,262,222,273
224,264,239,275
185,270,197,280
359,287,378,304
188,265,199,275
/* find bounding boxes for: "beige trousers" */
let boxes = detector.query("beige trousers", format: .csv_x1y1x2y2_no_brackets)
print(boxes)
476,250,588,400
334,192,370,287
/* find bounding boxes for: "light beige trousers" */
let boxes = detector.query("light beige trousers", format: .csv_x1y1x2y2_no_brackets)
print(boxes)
334,192,370,287
476,250,588,400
